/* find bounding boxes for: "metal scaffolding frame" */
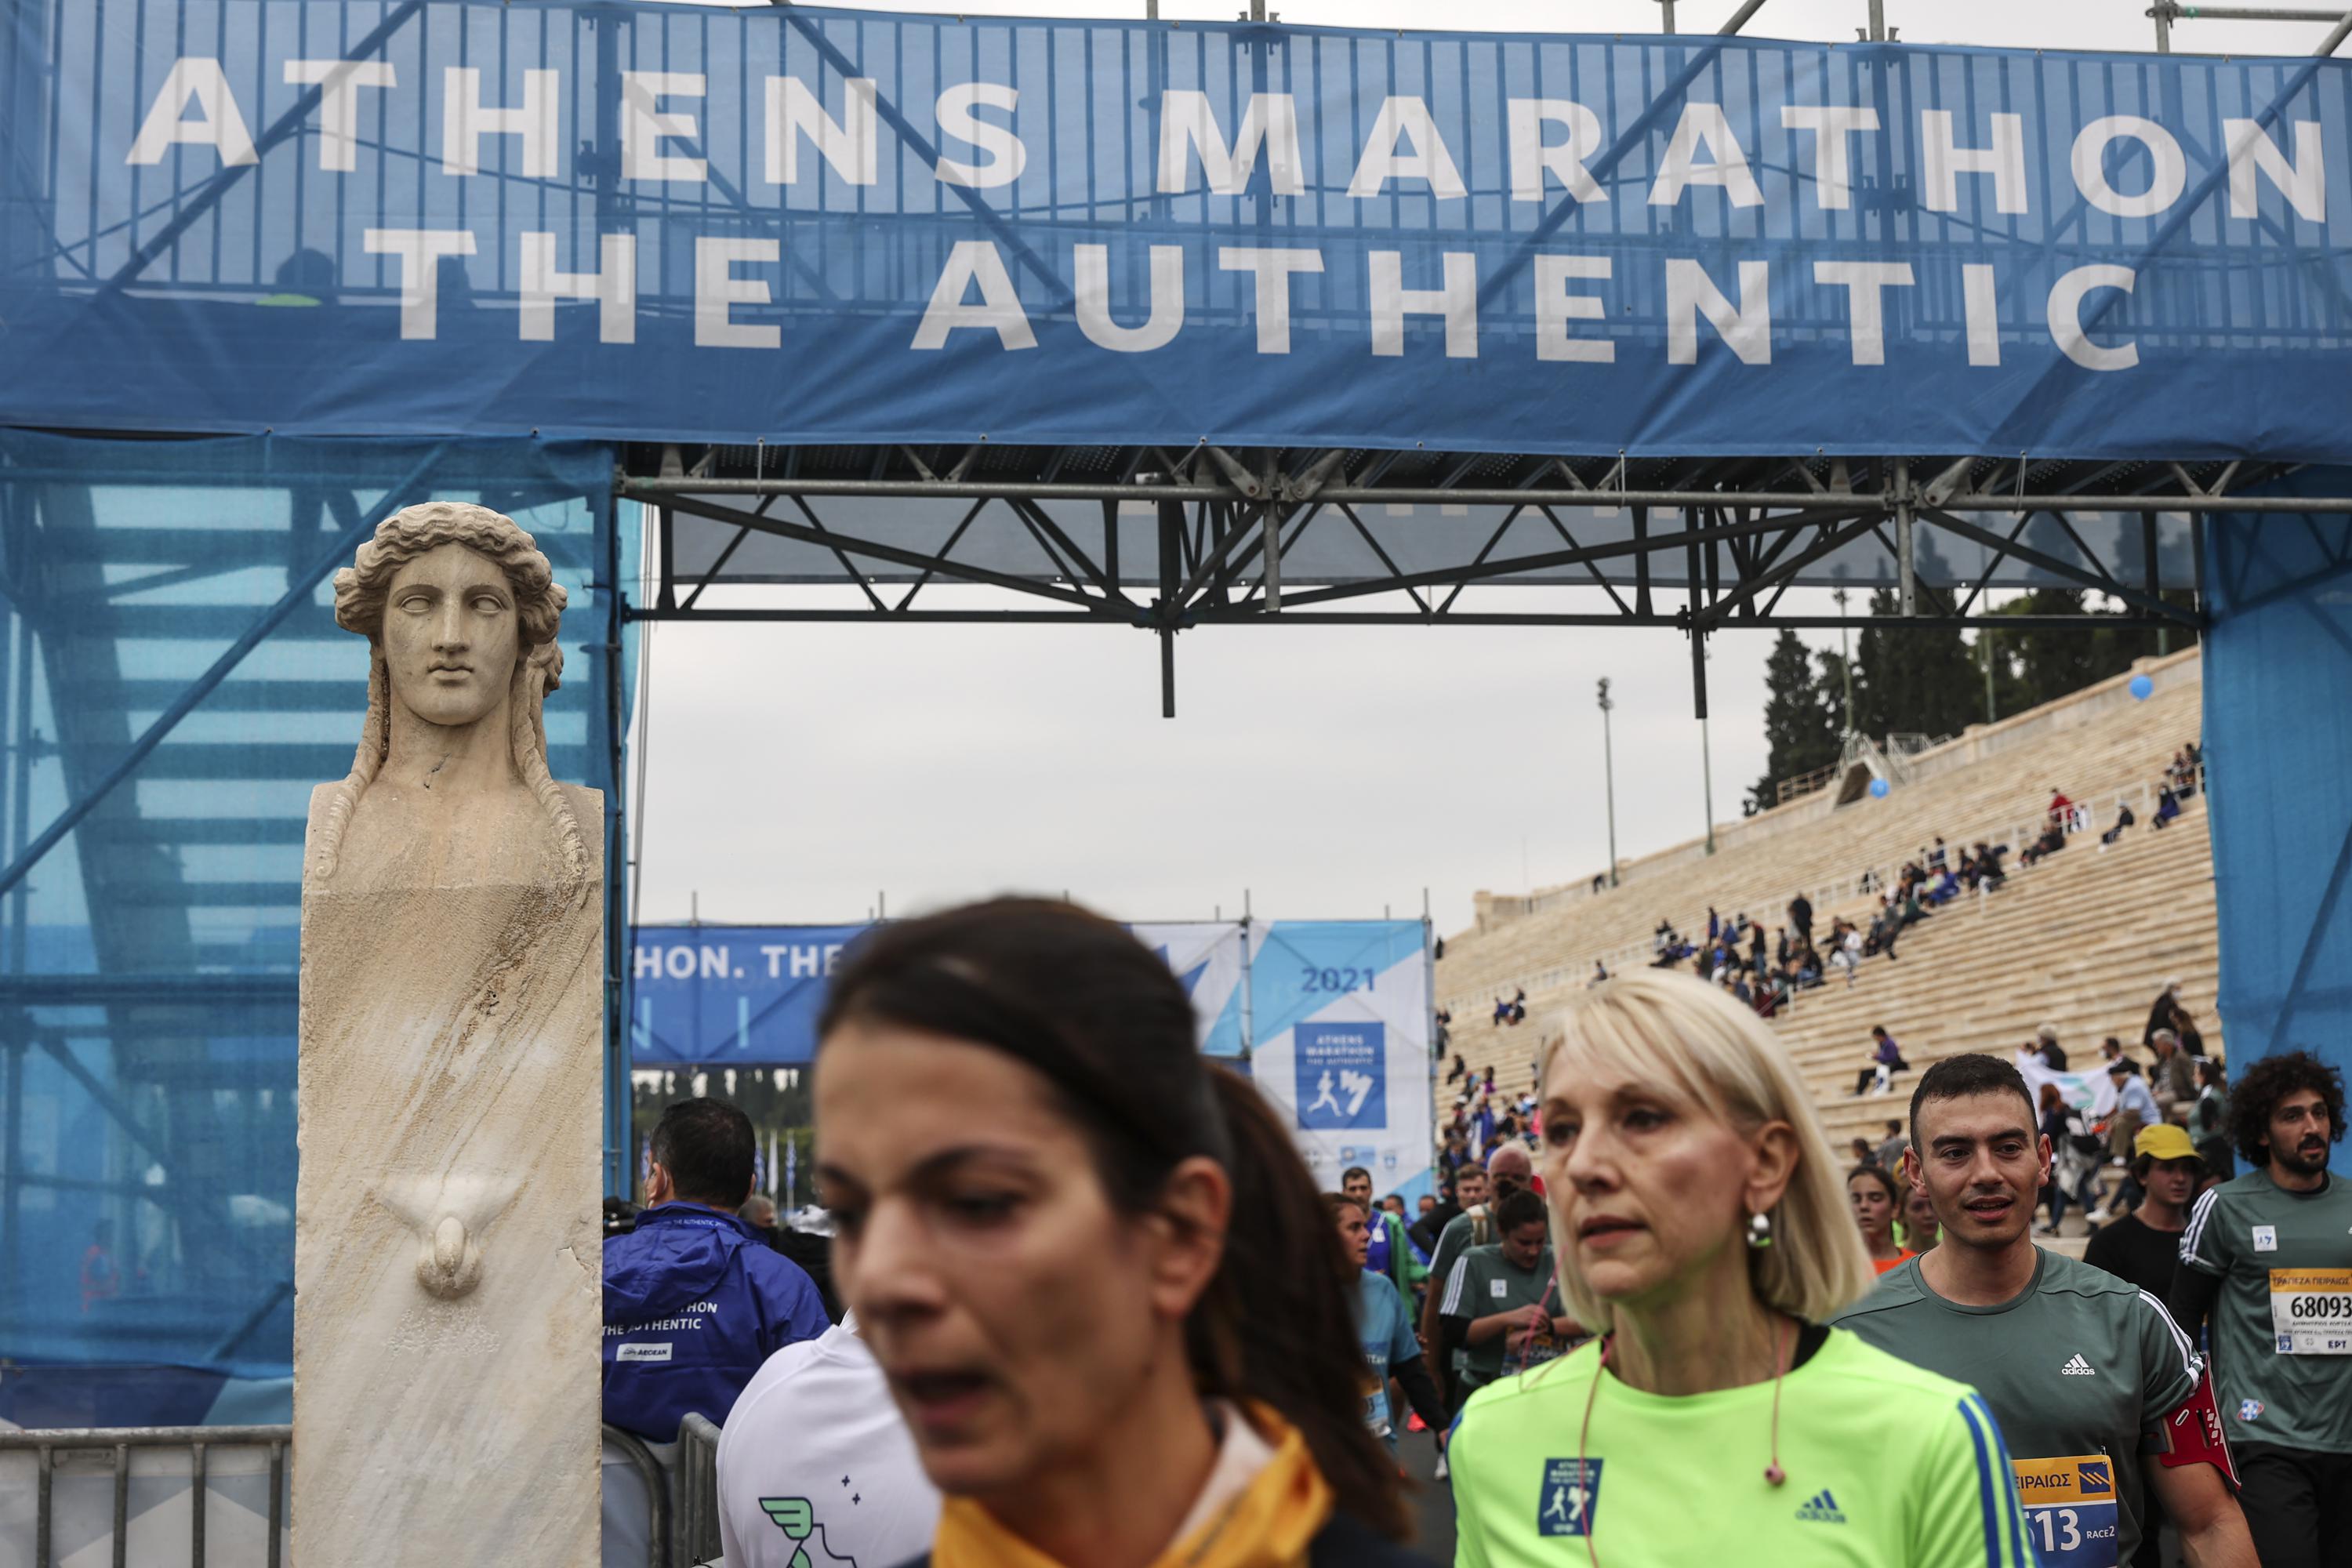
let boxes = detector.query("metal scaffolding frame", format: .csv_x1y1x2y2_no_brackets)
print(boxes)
615,441,2310,715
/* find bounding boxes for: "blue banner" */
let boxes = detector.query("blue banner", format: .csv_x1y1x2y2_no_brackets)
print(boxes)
1251,920,1434,1203
6,3,2352,459
630,925,866,1066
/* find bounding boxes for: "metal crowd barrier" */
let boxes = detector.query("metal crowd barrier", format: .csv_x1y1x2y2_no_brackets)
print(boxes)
0,1421,721,1568
0,1422,289,1568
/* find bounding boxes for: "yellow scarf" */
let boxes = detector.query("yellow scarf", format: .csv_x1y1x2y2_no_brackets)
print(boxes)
931,1405,1334,1568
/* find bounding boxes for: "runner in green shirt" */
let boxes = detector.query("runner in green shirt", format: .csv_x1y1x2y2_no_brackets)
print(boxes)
2169,1050,2352,1567
1450,968,2038,1568
1437,1189,1570,1395
1835,1053,2252,1568
1421,1147,1529,1407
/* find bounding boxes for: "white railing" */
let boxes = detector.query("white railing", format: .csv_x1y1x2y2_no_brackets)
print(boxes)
1445,770,2203,1022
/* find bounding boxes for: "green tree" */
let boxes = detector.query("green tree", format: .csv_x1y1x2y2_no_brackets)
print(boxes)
1978,586,2197,722
1746,630,1842,815
1851,587,1978,741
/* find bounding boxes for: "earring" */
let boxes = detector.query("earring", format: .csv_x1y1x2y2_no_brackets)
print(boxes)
1747,1210,1773,1250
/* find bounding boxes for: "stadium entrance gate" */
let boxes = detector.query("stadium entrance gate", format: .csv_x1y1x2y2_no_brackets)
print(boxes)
0,0,2348,1431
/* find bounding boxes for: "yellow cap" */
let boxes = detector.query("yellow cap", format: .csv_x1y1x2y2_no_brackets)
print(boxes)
2134,1123,2198,1163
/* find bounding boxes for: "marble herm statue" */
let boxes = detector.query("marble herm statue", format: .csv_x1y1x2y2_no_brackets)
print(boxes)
298,502,602,1566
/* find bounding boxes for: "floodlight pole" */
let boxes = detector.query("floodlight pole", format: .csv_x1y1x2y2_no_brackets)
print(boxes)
1598,679,1620,889
1658,0,1677,32
1866,0,1887,40
1834,586,1855,735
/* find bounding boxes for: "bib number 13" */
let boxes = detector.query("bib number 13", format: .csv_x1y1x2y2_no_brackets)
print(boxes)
2027,1506,2117,1568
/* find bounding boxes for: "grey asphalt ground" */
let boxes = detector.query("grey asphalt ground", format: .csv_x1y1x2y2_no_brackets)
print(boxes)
1399,1426,1456,1563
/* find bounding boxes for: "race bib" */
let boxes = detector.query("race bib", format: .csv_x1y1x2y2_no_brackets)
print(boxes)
2012,1454,2121,1568
2270,1269,2352,1354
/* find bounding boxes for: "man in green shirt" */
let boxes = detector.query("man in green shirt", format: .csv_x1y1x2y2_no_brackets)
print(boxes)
1438,1189,1571,1396
1835,1053,2253,1568
2171,1050,2352,1568
1420,1145,1527,1406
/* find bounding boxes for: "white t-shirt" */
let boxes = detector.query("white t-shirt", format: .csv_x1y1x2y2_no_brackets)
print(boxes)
714,1323,941,1568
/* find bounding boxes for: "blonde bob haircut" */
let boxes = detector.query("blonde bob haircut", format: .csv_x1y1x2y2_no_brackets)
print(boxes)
1537,967,1875,1335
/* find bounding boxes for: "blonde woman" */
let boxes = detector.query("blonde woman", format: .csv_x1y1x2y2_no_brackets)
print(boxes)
1448,969,2033,1566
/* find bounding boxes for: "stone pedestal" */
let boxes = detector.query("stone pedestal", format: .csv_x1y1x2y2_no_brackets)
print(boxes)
295,785,603,1567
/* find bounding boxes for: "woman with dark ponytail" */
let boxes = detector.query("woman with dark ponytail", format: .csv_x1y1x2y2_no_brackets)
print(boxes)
812,898,1431,1567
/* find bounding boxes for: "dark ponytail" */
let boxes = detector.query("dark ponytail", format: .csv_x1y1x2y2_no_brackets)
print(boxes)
818,898,1409,1541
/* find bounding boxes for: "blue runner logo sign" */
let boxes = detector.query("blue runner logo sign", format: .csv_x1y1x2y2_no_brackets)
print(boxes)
1294,1022,1386,1130
1537,1458,1601,1537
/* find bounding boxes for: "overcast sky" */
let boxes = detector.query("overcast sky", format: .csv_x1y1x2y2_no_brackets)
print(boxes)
628,0,2293,938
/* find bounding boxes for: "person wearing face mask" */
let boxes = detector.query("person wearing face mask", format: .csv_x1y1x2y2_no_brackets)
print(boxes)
1448,969,2034,1566
811,900,1433,1568
2171,1051,2352,1568
1837,1055,2252,1568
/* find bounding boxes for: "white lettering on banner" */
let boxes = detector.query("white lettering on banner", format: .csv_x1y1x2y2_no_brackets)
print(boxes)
1369,252,1478,358
1158,92,1305,196
1218,247,1325,355
1347,96,1467,200
1780,105,1879,211
912,241,1036,350
441,67,558,178
1667,258,1773,365
824,944,844,974
791,946,820,978
764,77,878,187
1813,260,1915,367
1076,245,1185,353
282,60,397,174
520,234,637,343
1922,110,2030,215
1963,263,2002,367
363,228,477,340
2073,116,2187,219
1507,100,1605,203
935,83,1027,189
701,946,731,980
1535,256,1613,364
621,72,708,184
2225,118,2325,221
695,238,779,349
1649,103,1764,208
664,947,698,980
127,58,259,166
2049,264,2139,372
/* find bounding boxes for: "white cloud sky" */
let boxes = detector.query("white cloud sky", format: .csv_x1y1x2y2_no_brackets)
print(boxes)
628,0,2293,936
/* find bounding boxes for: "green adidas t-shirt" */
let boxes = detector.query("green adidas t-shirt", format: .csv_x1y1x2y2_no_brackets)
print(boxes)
1448,1327,2034,1568
2178,1167,2352,1454
1439,1242,1559,1388
1833,1249,2199,1567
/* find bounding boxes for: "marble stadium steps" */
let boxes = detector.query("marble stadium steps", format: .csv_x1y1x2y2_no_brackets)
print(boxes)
1440,798,2217,1154
1436,655,2202,1016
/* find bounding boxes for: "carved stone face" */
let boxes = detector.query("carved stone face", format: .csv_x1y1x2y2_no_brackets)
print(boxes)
382,543,521,730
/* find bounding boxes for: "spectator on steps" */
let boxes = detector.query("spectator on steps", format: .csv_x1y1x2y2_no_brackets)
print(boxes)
1876,1118,1910,1171
1851,1025,1909,1096
2100,800,2136,845
2151,783,2183,829
2144,978,2204,1057
2149,1029,2195,1121
2046,786,2074,826
1849,1135,1880,1169
1831,920,1863,986
2016,1038,2047,1076
2018,819,2067,866
1788,891,1813,946
2037,1082,2089,1235
1973,840,2007,890
2191,1058,2233,1183
2103,1057,2160,1172
1929,836,1948,870
2036,1023,2067,1072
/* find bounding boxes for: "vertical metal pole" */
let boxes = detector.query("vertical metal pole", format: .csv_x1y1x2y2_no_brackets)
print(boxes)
1692,633,1715,855
1834,586,1855,734
1261,503,1283,612
1660,0,1678,31
1867,0,1886,40
1894,461,1917,618
1598,680,1619,887
2153,2,2172,52
1982,630,1999,724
